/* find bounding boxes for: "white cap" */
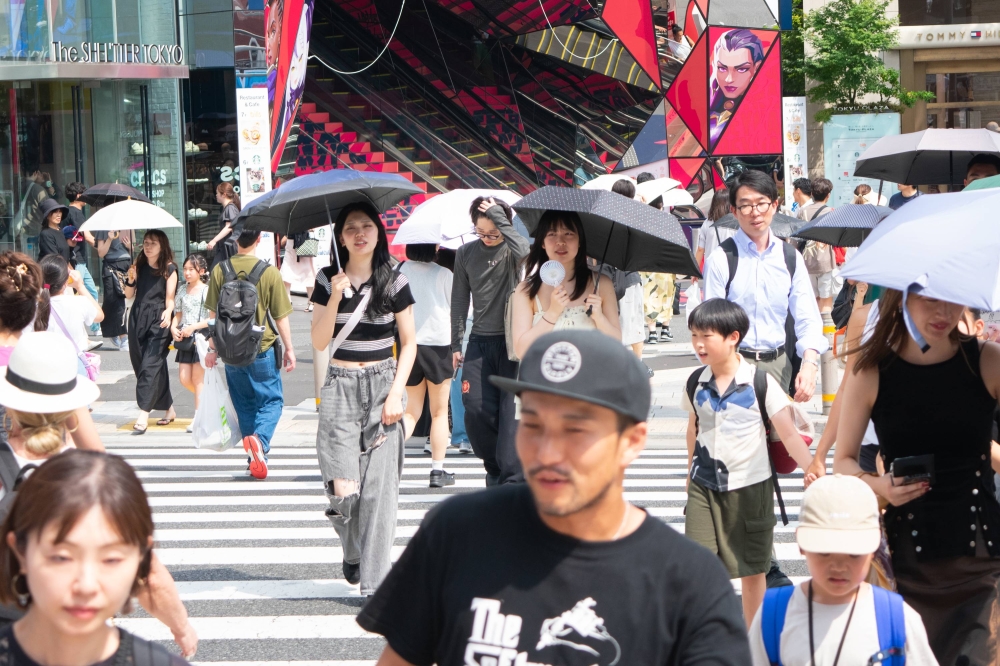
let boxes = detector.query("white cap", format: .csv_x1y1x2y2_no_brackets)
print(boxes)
0,331,100,413
796,474,881,555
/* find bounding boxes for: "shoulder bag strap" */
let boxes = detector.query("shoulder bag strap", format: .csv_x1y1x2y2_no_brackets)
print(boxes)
809,204,828,221
330,286,372,357
0,444,20,496
49,306,83,356
761,585,795,666
720,237,739,298
754,367,788,525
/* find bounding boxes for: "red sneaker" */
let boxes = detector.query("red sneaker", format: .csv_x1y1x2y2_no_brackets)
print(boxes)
243,435,268,480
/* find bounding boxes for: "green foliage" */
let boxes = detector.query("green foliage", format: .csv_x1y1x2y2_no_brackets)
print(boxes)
781,0,806,97
803,0,933,122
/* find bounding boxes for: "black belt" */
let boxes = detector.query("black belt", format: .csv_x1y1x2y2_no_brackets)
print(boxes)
739,346,785,362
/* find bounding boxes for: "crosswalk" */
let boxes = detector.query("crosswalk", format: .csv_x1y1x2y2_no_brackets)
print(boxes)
107,434,823,665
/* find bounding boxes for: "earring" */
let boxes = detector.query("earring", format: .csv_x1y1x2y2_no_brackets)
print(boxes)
10,573,29,607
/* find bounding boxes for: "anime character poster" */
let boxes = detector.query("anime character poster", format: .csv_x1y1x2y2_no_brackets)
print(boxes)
267,0,315,174
708,27,775,151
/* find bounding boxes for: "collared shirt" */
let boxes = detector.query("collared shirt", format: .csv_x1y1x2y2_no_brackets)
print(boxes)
681,357,791,491
704,228,829,356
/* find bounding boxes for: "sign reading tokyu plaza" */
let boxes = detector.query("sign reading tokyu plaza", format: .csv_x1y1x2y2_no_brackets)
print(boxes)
51,41,184,65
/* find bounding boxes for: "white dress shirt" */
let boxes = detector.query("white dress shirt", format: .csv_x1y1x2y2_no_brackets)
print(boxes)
704,228,829,356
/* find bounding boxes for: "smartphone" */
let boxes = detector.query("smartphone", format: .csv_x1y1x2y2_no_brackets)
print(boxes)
890,454,935,486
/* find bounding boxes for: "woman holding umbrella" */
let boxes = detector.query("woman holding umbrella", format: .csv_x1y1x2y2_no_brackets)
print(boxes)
509,210,620,359
834,291,1000,665
309,202,416,597
124,230,178,434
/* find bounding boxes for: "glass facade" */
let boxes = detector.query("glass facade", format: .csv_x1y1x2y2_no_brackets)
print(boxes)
900,0,1000,25
925,72,1000,130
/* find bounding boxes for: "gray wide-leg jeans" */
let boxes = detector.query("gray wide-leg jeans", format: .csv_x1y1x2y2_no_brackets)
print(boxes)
316,359,405,595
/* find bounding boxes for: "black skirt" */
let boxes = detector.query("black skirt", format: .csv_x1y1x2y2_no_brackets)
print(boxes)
175,347,200,364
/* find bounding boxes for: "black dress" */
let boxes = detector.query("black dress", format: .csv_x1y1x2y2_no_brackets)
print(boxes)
128,262,176,412
97,231,131,338
871,337,1000,665
211,202,242,271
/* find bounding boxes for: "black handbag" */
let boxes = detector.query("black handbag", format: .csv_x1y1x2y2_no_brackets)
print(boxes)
174,335,196,352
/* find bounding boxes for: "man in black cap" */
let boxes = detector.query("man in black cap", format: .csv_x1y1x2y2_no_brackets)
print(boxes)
358,330,750,666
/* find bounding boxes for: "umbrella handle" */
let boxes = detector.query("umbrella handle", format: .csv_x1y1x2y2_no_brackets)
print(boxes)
586,273,601,316
326,196,353,299
587,222,616,317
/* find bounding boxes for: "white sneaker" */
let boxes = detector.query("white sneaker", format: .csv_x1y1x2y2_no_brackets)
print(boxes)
423,437,432,455
119,338,130,353
459,440,472,454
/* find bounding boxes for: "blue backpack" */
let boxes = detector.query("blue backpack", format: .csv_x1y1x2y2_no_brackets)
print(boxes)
760,584,907,666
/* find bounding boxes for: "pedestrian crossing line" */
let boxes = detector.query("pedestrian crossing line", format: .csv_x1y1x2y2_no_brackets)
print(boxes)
137,467,702,479
115,616,377,640
155,545,408,566
175,579,361,601
141,479,810,492
155,526,419,541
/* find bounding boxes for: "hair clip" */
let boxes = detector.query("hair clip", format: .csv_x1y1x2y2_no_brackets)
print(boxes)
43,283,50,290
15,264,27,277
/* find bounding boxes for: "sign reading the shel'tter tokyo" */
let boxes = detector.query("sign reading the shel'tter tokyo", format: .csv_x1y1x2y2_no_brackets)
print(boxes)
51,41,184,65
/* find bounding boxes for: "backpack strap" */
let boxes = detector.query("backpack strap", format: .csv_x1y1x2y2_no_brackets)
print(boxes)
0,442,20,496
753,366,788,526
686,368,703,429
781,241,797,281
121,630,174,666
761,585,796,666
871,586,907,666
720,237,739,297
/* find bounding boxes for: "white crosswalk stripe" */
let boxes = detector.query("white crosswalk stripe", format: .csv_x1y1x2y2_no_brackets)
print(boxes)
107,439,825,663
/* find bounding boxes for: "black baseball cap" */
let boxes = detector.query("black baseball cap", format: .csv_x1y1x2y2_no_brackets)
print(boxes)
490,330,651,423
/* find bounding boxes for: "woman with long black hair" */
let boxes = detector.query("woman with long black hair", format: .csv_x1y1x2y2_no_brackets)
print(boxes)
834,290,1000,665
124,229,178,434
309,202,416,597
509,210,619,360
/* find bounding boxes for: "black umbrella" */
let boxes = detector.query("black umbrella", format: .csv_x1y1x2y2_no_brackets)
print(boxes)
853,128,1000,185
713,212,807,240
237,169,424,236
792,204,893,247
79,183,151,207
513,187,701,277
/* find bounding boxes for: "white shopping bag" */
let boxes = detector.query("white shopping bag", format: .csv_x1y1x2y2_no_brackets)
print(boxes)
191,336,242,451
684,282,702,319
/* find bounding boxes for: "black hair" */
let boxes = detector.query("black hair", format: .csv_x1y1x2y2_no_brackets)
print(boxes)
334,202,395,318
635,172,656,184
435,247,456,272
967,153,1000,176
810,177,833,202
728,170,778,208
524,210,590,301
968,307,983,321
405,243,437,263
237,228,261,248
611,179,636,199
35,255,71,332
65,182,87,202
792,177,812,196
183,253,210,283
687,297,749,344
616,412,639,433
469,197,514,227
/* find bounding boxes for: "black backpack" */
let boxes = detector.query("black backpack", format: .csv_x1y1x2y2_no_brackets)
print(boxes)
214,259,272,367
0,440,35,624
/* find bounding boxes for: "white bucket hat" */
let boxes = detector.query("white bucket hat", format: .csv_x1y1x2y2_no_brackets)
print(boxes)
0,331,100,413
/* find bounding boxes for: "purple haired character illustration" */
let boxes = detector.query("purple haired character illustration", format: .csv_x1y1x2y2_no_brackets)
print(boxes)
709,29,765,149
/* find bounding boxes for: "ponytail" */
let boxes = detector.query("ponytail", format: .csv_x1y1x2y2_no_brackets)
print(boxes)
216,182,241,212
34,288,51,332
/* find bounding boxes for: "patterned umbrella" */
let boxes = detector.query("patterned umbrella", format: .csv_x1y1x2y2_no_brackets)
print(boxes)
513,186,700,276
713,212,807,240
792,204,893,247
79,183,151,207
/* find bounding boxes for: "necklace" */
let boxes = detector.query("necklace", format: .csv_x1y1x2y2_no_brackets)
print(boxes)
612,502,631,540
808,582,859,666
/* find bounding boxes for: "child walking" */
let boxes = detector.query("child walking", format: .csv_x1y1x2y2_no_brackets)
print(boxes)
683,298,816,627
172,254,211,427
750,474,938,666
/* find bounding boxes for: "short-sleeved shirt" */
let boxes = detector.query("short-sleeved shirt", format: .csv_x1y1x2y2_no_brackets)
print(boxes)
177,283,208,328
358,484,750,666
310,266,415,362
206,254,293,353
681,356,792,491
65,206,88,265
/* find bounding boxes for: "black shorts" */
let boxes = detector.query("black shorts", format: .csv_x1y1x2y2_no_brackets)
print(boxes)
406,344,452,386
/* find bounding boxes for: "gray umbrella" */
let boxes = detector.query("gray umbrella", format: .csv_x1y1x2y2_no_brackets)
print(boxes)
792,204,893,247
513,186,701,277
713,212,807,239
853,128,1000,185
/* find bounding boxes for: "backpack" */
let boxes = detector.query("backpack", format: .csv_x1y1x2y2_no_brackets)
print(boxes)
214,259,273,367
760,584,907,666
0,442,35,524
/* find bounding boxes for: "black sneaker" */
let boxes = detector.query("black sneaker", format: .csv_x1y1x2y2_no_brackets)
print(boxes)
643,362,655,378
765,558,792,588
646,331,658,344
660,327,673,341
429,469,456,488
343,560,361,585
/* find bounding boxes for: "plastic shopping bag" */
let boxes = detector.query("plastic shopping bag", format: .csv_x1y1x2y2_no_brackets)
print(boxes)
191,336,242,451
684,282,702,319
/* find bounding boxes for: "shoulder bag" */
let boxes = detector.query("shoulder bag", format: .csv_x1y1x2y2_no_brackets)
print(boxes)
50,305,101,382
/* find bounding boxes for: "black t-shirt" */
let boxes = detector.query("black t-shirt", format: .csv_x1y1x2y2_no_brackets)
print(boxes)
37,226,71,264
65,206,88,265
0,625,190,666
358,485,750,666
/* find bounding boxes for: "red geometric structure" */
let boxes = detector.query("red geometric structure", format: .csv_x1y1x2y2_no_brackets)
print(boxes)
601,0,661,89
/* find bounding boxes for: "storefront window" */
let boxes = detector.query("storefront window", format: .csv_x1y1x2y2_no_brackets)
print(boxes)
900,0,1000,25
925,72,1000,129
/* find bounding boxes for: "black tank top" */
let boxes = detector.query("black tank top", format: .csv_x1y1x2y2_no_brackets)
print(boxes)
872,338,1000,560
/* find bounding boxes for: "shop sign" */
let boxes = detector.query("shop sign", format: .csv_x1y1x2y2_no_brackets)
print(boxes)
822,113,900,207
782,97,808,210
897,23,1000,49
51,41,184,65
236,87,276,264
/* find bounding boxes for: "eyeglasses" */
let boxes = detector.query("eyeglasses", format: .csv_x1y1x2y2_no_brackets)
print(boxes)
475,231,501,241
736,201,775,215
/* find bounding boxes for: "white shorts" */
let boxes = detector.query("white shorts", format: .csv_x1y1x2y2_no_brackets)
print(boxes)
619,283,647,345
810,271,835,299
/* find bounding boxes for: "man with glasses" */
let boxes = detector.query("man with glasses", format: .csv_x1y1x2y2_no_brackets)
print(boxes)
452,196,530,485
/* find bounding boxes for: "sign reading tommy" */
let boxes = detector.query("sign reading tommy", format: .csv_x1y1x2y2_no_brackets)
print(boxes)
51,41,184,65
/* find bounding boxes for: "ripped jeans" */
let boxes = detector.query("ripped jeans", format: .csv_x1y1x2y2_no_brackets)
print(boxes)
317,359,404,595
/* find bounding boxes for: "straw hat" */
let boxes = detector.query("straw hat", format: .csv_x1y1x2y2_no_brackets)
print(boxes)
0,332,100,413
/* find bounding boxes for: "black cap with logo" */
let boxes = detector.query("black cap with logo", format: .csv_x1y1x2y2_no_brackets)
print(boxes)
490,330,651,423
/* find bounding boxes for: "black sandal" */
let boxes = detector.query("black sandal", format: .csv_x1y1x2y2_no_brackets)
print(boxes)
132,423,148,435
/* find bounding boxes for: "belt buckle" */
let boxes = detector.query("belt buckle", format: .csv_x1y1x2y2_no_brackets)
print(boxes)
755,350,763,361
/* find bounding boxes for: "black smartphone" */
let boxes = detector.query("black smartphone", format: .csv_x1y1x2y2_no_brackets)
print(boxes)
890,454,935,486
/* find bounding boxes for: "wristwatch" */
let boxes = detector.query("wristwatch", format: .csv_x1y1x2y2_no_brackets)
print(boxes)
801,358,819,368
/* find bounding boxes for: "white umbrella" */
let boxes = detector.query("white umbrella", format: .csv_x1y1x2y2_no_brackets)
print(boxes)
78,199,183,232
391,189,522,247
580,174,636,191
635,177,684,204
